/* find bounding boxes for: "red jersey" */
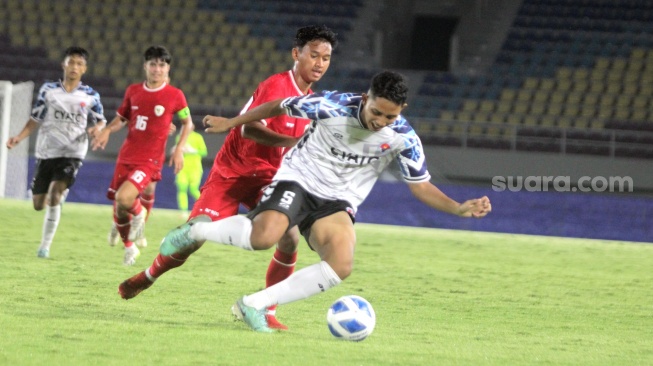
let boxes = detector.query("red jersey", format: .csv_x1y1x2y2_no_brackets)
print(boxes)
214,70,312,179
116,82,187,169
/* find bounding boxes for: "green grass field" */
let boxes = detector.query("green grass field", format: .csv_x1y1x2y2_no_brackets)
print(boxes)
1,198,652,365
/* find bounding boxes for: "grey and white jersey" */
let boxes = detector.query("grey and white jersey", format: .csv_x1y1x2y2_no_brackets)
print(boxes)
275,91,431,213
31,81,106,159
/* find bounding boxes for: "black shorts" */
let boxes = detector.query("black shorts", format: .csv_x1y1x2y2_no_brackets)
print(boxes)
31,157,83,195
247,180,356,242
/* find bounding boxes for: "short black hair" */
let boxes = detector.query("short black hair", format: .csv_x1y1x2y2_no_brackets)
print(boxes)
294,25,338,49
144,46,172,64
64,46,89,61
369,71,409,106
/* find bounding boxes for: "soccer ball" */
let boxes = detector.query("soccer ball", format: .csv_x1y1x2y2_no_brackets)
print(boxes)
327,295,376,341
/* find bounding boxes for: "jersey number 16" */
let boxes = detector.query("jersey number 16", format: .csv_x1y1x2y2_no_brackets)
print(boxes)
135,115,148,131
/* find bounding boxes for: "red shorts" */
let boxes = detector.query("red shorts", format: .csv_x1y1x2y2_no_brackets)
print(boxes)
107,162,162,201
189,171,272,222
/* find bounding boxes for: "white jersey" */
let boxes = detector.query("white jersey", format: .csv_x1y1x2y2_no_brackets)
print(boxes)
275,91,431,213
31,80,106,159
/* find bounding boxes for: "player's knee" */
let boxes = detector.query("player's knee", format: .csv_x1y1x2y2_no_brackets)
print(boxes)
250,233,278,250
46,194,61,207
318,236,355,280
330,259,353,280
250,225,283,250
114,193,134,211
250,212,289,250
32,197,45,211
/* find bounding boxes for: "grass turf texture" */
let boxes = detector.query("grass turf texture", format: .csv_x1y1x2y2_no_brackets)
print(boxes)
1,198,652,365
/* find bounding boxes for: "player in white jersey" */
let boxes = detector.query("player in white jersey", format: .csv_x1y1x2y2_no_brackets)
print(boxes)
6,47,106,259
159,71,492,332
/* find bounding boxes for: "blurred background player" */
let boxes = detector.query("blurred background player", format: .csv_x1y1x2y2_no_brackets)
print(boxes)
5,46,106,259
171,70,492,333
90,45,193,266
118,25,338,330
173,128,207,218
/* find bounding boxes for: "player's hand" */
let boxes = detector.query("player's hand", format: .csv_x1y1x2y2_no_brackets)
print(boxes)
87,125,100,138
458,196,492,218
91,129,111,150
170,148,184,174
203,115,231,134
5,137,20,149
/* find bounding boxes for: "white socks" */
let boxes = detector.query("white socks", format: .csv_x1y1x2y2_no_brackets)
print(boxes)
189,215,253,250
187,216,343,310
39,204,61,251
244,261,342,310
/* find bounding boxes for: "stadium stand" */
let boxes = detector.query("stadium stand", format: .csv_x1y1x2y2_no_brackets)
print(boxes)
0,0,365,119
0,0,651,159
411,0,653,159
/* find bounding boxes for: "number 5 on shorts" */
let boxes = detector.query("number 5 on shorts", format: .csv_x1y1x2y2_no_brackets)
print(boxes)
278,191,295,209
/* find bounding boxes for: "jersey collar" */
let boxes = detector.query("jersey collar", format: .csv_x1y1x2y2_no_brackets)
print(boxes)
58,79,82,93
143,81,167,92
287,70,311,95
356,99,367,129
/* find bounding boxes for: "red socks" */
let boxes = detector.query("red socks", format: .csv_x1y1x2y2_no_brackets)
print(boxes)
114,200,143,246
265,249,297,312
140,193,154,221
148,253,189,278
116,215,131,244
114,200,131,244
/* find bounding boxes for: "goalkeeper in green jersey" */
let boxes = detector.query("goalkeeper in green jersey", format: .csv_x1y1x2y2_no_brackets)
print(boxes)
174,129,207,217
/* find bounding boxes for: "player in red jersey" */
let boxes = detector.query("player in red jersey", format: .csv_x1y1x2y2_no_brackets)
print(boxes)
118,26,338,329
91,46,193,266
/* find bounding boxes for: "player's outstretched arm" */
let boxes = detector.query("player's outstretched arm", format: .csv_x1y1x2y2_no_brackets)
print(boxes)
242,122,300,148
91,115,126,151
6,119,38,149
203,98,287,134
408,181,492,218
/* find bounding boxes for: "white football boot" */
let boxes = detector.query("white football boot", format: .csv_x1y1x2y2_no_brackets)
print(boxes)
123,245,140,266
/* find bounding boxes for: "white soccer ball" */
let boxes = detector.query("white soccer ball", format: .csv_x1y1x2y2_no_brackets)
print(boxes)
327,295,376,341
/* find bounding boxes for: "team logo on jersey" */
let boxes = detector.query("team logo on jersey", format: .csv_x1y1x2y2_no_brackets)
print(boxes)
154,105,165,116
333,133,343,140
330,147,380,165
54,109,84,123
380,143,391,152
79,102,87,114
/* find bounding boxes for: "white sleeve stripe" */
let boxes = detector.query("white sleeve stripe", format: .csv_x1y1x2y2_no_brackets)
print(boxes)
404,174,431,183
